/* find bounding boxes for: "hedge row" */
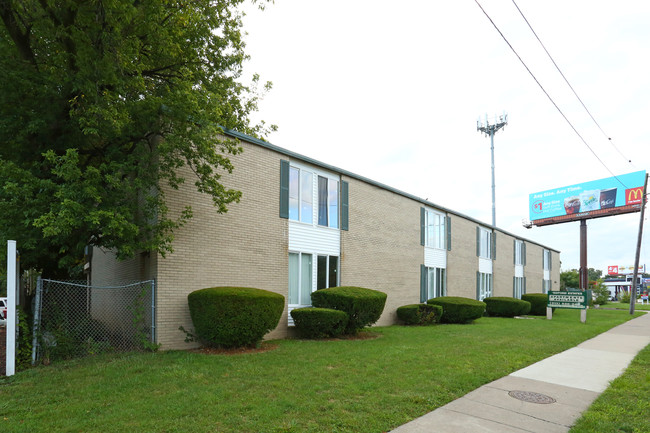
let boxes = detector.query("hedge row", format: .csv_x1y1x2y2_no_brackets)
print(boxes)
396,304,442,325
427,297,486,324
483,297,531,317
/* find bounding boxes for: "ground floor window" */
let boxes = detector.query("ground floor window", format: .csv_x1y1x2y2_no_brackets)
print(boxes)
317,255,339,290
427,267,446,300
289,252,312,306
290,252,339,308
477,272,493,301
543,279,551,294
513,277,525,299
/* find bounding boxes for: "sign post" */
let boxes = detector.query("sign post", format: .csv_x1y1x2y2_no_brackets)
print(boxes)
547,290,588,323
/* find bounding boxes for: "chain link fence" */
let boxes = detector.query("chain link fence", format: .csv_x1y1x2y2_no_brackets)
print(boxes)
32,278,156,364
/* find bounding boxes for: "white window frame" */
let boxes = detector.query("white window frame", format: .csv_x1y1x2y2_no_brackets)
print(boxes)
514,240,524,266
317,254,339,290
478,272,493,301
478,227,492,259
425,209,446,249
426,267,446,299
288,251,313,307
543,249,551,271
514,276,524,299
288,166,314,224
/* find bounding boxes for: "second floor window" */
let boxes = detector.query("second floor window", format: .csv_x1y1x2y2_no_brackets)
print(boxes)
478,227,492,259
425,210,446,249
318,176,338,228
514,240,525,266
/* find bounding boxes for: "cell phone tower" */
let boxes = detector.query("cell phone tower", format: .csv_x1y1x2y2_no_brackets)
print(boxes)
477,113,508,227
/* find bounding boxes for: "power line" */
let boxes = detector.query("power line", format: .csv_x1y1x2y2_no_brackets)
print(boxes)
510,0,634,167
473,0,627,188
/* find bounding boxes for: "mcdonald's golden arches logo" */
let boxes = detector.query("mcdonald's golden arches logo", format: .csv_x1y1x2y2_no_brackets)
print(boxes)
625,187,643,205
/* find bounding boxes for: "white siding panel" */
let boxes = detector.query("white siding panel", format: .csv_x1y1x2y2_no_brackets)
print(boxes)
515,265,524,278
425,247,447,268
479,257,493,274
289,222,340,255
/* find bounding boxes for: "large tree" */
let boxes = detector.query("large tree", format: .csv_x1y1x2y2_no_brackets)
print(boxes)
0,0,272,277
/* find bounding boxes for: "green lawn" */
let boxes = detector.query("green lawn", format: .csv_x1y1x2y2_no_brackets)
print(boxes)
0,309,642,433
569,341,650,433
604,301,650,311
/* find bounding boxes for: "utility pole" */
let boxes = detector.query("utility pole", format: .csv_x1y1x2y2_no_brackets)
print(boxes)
477,113,508,227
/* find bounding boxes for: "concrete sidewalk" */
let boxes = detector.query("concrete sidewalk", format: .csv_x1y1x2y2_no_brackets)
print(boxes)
390,311,650,433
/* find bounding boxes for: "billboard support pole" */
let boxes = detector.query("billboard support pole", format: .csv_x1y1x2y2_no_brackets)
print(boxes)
579,219,588,291
629,174,648,315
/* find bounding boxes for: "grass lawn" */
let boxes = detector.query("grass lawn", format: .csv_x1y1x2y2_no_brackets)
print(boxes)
604,301,650,311
569,341,650,433
0,309,642,433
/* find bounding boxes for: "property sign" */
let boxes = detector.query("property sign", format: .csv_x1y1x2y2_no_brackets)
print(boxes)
547,291,588,310
529,170,646,226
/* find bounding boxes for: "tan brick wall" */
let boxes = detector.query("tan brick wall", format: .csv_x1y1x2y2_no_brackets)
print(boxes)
447,216,479,299
91,248,156,286
340,177,422,325
156,140,289,349
493,232,516,297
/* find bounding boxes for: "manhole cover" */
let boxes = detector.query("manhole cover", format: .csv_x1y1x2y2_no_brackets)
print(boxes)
508,390,556,404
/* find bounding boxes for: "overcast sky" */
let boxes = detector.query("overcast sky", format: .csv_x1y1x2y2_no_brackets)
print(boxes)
239,0,650,276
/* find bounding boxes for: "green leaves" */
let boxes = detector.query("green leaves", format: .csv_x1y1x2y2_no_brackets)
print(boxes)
0,0,273,276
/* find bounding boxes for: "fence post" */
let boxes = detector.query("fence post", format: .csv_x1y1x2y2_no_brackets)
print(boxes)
31,277,43,366
150,280,156,344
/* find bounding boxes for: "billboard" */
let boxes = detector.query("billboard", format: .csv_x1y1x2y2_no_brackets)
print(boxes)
607,265,646,275
529,170,646,226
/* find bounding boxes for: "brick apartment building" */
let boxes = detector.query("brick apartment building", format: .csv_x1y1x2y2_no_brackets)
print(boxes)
92,129,561,349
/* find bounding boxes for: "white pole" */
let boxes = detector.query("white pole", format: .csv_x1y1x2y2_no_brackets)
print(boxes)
6,240,16,376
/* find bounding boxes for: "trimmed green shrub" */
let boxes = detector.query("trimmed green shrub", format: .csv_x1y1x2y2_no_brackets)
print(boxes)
521,293,549,316
483,297,531,317
311,286,387,334
426,296,486,324
187,287,284,348
290,307,349,339
396,304,442,325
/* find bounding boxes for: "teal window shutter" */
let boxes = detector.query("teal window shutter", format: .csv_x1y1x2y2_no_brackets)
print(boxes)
420,265,427,303
523,243,527,266
446,216,452,251
523,277,527,294
513,276,516,298
513,240,516,265
476,271,480,300
492,231,497,260
420,208,425,246
279,160,289,219
341,180,349,231
476,227,480,256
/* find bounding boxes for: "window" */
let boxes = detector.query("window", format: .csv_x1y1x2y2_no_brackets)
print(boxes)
288,167,313,223
289,252,313,306
425,210,446,249
513,276,525,299
420,265,446,302
477,227,492,259
514,240,525,266
427,267,446,299
280,160,348,230
317,255,339,290
543,249,551,271
477,272,493,301
542,279,551,294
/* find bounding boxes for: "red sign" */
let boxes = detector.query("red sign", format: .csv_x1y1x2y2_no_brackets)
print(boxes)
608,265,619,275
626,187,644,205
